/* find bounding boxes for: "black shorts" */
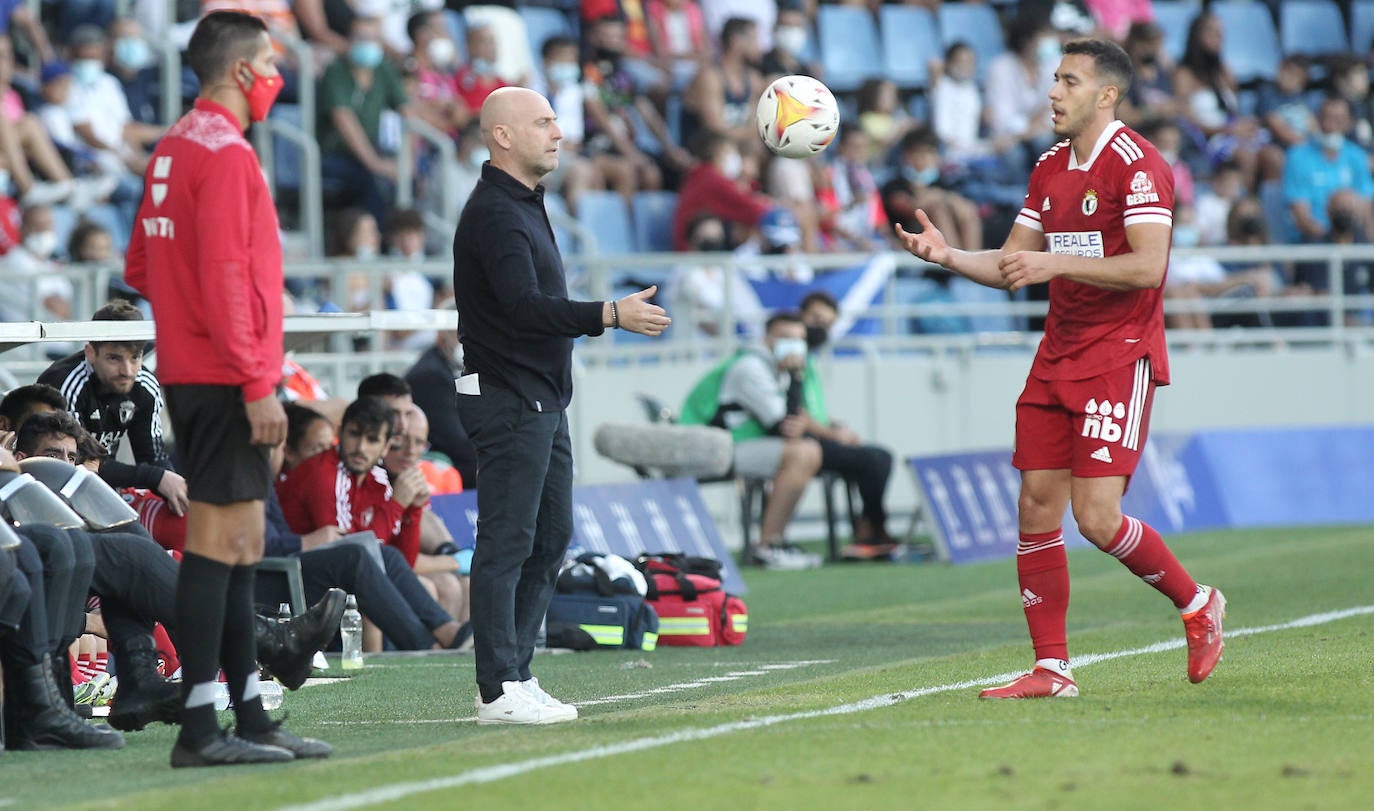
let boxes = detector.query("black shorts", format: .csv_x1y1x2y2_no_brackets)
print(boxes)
164,384,271,505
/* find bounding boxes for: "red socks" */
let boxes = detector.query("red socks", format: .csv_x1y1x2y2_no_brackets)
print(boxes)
1104,516,1198,609
1017,529,1070,662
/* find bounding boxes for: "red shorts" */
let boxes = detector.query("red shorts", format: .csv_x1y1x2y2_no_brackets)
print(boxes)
1012,357,1156,478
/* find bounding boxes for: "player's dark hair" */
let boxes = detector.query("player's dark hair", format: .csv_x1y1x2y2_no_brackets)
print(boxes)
76,430,108,466
688,129,731,162
341,396,396,439
357,373,411,400
187,11,268,86
800,291,839,315
1063,38,1134,98
15,411,85,458
0,384,66,430
89,299,146,353
765,311,803,334
285,403,330,456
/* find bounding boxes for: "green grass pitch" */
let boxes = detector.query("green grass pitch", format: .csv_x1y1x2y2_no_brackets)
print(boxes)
3,525,1372,810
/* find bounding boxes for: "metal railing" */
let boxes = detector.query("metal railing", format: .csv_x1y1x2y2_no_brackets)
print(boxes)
396,116,460,249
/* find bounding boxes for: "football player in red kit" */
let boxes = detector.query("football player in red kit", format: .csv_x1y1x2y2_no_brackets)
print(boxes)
896,38,1225,698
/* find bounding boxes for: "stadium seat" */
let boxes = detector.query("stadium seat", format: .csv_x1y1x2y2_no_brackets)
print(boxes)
442,10,468,64
1354,1,1374,53
463,4,534,84
1258,179,1295,244
936,3,1006,83
879,6,940,90
575,191,636,256
83,204,128,253
1211,0,1281,83
543,191,575,253
631,190,678,254
816,6,884,93
517,6,574,60
1279,0,1349,58
1153,1,1200,63
50,203,78,258
269,103,302,192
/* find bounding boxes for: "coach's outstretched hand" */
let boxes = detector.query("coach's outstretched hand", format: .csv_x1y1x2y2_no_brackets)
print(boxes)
614,286,672,337
894,209,950,268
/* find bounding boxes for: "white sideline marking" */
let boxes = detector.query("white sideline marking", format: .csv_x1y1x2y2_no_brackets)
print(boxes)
280,605,1374,811
318,660,837,723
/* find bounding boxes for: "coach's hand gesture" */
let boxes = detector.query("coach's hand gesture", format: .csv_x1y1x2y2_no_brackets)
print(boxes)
246,393,287,447
614,286,672,337
894,209,950,268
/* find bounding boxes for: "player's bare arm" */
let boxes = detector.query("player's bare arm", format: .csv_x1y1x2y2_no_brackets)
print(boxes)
896,209,1045,290
1000,221,1170,292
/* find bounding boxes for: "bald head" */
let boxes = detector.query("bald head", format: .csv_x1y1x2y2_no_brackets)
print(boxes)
479,87,561,189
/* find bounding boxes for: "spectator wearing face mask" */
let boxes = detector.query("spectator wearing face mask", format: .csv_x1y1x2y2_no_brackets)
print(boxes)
672,130,774,251
665,212,767,337
63,25,165,177
1283,96,1374,244
405,9,465,135
318,14,409,227
106,15,165,124
453,22,508,120
531,35,601,214
797,290,899,559
759,0,819,82
0,203,74,332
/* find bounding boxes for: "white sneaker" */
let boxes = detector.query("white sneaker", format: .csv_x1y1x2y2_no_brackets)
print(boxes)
21,179,73,206
751,543,822,570
474,681,571,725
521,677,578,721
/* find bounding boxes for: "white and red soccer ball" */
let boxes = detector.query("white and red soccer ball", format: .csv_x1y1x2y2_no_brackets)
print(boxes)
755,74,840,159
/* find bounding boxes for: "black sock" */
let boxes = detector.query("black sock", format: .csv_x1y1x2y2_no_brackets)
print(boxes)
175,552,230,747
224,565,273,735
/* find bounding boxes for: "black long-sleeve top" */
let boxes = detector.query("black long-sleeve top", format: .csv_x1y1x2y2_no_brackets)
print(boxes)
452,163,605,412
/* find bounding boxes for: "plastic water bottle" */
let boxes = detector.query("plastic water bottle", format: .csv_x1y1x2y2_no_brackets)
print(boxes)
340,593,364,671
277,602,292,624
258,680,285,710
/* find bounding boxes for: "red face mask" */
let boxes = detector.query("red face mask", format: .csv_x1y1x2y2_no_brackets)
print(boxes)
236,62,283,122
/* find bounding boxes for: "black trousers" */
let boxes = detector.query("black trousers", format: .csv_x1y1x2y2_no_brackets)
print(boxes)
82,528,180,649
14,525,92,652
458,385,574,701
1,538,51,666
815,438,894,529
254,543,450,651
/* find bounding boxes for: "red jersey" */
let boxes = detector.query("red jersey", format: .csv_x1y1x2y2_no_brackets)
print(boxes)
124,99,284,402
1014,121,1172,385
275,447,423,566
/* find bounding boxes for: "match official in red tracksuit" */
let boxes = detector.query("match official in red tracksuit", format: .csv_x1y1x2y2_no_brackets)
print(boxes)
123,11,329,767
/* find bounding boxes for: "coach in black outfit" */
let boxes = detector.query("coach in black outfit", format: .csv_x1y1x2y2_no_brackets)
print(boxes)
454,87,670,724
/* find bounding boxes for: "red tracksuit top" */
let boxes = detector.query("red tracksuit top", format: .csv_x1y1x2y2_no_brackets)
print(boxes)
275,447,423,566
125,99,284,402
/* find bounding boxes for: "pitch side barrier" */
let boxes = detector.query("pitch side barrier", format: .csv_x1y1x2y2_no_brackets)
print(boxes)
430,478,746,595
907,425,1374,564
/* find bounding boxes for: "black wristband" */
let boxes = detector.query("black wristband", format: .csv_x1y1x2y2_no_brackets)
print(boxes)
610,299,620,329
434,542,459,557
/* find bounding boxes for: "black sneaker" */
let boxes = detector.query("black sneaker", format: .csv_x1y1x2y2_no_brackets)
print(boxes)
170,730,295,768
258,588,346,690
239,723,333,759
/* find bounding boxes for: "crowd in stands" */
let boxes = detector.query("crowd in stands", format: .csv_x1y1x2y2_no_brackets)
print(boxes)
0,1,1369,335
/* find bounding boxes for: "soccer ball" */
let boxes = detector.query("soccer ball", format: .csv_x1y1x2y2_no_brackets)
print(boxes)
756,74,840,159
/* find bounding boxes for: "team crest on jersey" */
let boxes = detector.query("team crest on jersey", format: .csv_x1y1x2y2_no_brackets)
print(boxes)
1081,189,1099,216
118,400,135,425
1126,170,1160,206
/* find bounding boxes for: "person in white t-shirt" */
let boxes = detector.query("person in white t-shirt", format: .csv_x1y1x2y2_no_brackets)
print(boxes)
64,25,164,175
0,204,74,330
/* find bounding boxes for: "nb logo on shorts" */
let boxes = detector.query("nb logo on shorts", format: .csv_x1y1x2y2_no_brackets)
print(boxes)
1081,398,1126,444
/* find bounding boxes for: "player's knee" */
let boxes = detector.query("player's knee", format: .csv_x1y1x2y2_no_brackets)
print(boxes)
1071,504,1123,547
